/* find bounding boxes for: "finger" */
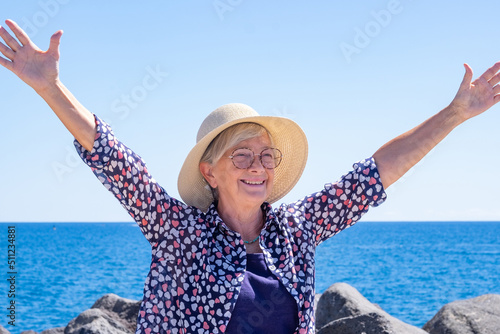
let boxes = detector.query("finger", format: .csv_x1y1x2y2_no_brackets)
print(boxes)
478,61,500,82
493,84,500,96
0,24,21,52
4,20,31,47
488,71,500,87
0,40,15,60
0,54,13,71
493,93,500,105
459,63,473,90
48,30,63,58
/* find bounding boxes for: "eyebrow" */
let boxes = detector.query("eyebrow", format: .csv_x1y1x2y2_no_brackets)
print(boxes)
233,146,273,151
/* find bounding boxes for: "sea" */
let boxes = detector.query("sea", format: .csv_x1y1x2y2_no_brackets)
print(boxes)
0,221,499,333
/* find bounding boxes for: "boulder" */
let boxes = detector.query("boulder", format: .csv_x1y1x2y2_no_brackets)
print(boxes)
423,294,500,334
0,325,10,334
315,282,427,334
64,294,141,334
315,293,322,314
90,293,141,329
40,328,65,334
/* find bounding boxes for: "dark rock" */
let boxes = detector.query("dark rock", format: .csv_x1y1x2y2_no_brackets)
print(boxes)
90,293,141,330
0,325,10,334
40,328,65,334
64,309,129,334
64,294,140,334
318,312,394,334
316,282,427,334
315,293,322,314
423,294,500,334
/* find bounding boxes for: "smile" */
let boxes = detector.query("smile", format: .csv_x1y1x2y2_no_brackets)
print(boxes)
242,180,265,185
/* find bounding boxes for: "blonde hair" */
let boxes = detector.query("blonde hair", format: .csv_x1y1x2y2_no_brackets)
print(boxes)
200,122,274,200
201,122,273,166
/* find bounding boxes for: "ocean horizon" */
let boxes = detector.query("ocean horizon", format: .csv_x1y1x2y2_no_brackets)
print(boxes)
1,221,499,333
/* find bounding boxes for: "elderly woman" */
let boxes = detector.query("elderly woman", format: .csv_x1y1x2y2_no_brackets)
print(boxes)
1,19,499,334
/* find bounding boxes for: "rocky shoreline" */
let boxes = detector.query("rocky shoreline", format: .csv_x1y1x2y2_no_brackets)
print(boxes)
3,283,499,334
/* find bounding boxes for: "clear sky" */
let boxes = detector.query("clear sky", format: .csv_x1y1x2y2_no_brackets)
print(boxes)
1,1,500,222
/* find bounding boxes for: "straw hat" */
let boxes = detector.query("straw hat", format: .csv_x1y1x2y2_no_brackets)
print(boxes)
178,103,308,212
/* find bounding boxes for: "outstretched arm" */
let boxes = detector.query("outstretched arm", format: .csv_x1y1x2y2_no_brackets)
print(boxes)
373,62,500,189
0,19,96,151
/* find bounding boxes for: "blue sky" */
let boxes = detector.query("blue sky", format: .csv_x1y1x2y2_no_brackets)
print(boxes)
1,1,500,222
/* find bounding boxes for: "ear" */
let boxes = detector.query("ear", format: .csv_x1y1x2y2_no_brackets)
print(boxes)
199,162,217,188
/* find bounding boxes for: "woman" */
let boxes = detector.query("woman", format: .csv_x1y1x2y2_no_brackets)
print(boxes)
1,19,499,333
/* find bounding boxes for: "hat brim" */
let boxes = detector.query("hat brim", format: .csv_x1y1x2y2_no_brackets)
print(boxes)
178,115,308,212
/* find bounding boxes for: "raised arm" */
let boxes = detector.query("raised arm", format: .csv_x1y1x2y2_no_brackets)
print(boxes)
0,19,96,151
373,62,500,189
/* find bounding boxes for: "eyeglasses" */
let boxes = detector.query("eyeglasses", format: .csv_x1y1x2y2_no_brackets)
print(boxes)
228,147,283,169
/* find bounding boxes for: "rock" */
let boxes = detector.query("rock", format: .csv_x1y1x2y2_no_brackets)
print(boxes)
64,309,130,334
318,312,395,334
40,328,65,334
0,325,10,334
316,282,427,334
90,293,141,329
20,331,38,334
64,294,141,334
423,294,500,334
315,293,322,315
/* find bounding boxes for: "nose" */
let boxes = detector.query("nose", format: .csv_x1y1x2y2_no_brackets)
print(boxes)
248,154,266,172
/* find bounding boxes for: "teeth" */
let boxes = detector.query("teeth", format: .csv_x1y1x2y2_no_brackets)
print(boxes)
243,180,264,185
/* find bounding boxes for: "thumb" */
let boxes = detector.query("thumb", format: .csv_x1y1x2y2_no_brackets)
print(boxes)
459,63,473,90
48,30,63,58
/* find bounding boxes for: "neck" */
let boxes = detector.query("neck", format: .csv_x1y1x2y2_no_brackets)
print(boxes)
216,200,264,242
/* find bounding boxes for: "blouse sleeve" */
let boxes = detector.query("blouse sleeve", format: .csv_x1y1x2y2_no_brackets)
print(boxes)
289,157,387,247
73,115,186,246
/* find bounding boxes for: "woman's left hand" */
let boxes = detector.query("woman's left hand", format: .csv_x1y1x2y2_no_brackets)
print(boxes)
449,62,500,122
373,61,500,189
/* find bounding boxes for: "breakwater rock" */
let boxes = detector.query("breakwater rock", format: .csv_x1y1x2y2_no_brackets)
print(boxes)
423,294,500,334
5,294,141,334
316,283,427,333
5,284,499,334
64,293,140,334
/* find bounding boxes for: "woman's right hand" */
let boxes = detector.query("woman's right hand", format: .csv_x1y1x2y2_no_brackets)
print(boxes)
0,19,96,151
0,19,63,93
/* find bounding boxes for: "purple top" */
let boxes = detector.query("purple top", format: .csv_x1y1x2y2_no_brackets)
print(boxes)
226,253,299,333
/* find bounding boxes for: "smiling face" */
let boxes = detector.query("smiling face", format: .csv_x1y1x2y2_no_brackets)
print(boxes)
201,134,275,211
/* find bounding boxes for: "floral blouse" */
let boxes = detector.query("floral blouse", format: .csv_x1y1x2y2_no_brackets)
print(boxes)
75,115,387,334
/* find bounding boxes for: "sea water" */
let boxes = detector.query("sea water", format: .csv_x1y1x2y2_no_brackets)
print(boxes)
0,221,499,332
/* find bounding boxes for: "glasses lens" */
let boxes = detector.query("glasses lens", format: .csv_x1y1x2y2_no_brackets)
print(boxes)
261,148,282,169
231,148,254,169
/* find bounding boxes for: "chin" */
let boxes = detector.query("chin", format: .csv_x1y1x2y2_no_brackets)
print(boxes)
248,194,271,206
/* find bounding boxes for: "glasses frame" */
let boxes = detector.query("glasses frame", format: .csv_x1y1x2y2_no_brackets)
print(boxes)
228,147,283,170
